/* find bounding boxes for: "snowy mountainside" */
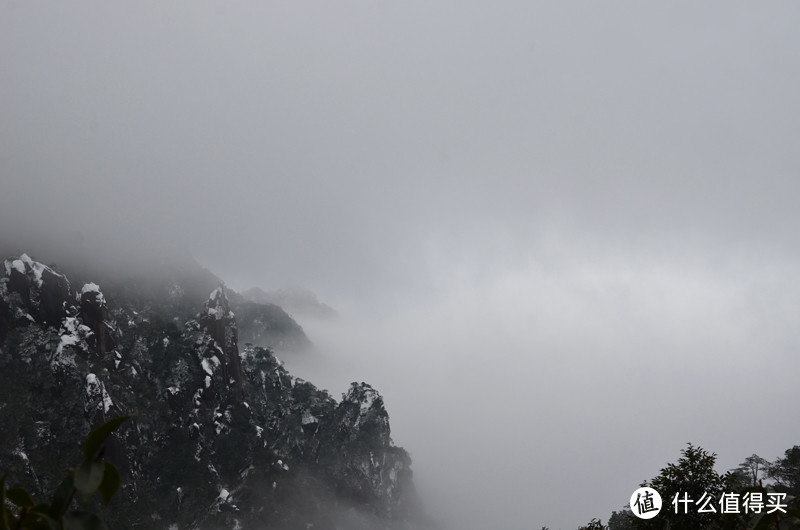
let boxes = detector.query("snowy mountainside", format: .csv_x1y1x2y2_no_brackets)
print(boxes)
0,253,424,529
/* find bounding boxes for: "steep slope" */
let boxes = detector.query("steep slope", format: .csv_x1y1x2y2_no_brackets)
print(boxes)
241,286,337,320
233,300,313,353
0,253,422,529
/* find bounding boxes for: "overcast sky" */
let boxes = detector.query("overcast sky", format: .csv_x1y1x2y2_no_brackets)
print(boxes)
2,2,800,528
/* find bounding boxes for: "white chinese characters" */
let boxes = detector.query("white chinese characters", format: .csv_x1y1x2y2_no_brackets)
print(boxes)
671,492,787,515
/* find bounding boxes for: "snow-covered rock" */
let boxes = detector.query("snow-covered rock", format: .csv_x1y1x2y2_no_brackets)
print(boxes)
0,253,425,529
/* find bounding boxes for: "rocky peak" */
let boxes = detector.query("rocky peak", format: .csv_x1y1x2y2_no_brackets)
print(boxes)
340,382,391,438
78,283,115,355
203,286,234,321
3,254,71,327
198,286,244,400
315,382,416,521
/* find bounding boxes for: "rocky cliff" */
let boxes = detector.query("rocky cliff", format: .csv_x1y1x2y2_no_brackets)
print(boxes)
0,253,422,529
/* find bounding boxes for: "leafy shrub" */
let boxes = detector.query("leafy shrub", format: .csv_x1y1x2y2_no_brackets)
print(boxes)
1,416,129,530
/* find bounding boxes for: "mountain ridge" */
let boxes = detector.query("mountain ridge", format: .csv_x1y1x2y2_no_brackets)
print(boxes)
241,286,337,321
0,252,425,529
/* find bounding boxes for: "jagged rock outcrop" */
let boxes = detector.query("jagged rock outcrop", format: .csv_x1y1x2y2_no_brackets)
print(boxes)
3,253,71,327
319,383,419,520
198,287,244,399
79,282,117,355
0,254,423,529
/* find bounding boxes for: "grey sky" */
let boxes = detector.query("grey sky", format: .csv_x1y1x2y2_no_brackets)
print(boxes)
2,2,800,528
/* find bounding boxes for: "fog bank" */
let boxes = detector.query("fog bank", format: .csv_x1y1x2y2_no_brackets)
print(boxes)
284,240,800,529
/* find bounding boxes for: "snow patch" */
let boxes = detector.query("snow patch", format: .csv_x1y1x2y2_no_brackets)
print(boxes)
343,384,382,427
57,317,92,355
52,317,90,370
3,255,69,295
12,444,29,463
81,282,101,294
206,287,234,320
8,259,26,276
80,283,105,305
85,373,114,413
201,355,221,376
302,410,319,425
359,391,377,415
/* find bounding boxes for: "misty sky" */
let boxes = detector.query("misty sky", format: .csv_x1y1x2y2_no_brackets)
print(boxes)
2,2,800,529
